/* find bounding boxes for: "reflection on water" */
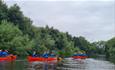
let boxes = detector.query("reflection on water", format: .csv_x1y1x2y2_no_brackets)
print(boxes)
0,60,57,70
57,58,115,70
0,60,27,70
0,58,115,70
27,61,57,70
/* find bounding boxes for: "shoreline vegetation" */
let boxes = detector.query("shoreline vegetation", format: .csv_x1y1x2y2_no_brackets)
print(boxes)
0,1,115,64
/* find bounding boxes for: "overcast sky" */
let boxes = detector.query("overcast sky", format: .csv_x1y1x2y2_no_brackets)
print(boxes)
4,0,115,42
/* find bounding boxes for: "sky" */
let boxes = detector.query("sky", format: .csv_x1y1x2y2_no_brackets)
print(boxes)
4,0,115,42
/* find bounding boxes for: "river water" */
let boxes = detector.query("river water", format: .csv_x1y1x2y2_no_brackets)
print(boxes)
0,58,115,70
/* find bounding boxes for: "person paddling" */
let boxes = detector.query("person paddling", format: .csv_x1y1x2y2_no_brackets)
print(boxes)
0,49,8,57
32,51,37,57
42,51,49,62
43,53,48,58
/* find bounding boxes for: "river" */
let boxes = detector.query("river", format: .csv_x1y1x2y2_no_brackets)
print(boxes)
0,58,115,70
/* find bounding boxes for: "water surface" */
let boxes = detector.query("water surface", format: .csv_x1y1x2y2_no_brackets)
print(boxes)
0,58,115,70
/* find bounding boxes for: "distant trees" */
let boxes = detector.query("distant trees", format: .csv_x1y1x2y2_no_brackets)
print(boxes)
91,38,115,63
73,36,97,56
92,41,106,54
105,37,115,63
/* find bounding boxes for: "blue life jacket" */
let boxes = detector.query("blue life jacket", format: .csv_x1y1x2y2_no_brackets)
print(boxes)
43,54,48,58
73,54,87,56
50,54,55,57
1,51,8,56
0,51,2,56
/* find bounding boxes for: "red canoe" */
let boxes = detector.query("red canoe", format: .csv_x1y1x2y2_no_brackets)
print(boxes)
72,56,88,59
0,55,16,62
72,54,88,59
28,56,57,62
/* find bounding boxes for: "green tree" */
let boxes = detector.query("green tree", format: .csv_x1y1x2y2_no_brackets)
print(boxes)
0,20,35,56
105,37,115,63
0,0,9,21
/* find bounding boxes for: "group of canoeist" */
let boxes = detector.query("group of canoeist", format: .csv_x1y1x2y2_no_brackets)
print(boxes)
28,51,63,62
0,49,88,62
72,51,88,59
31,51,56,58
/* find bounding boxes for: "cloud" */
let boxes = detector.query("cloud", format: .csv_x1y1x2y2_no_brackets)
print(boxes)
5,0,115,42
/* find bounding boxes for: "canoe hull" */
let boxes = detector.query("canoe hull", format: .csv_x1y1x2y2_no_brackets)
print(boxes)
72,56,88,59
0,55,16,62
28,56,57,62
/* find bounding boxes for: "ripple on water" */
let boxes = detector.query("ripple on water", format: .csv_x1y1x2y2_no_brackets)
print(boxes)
57,58,115,70
0,58,114,70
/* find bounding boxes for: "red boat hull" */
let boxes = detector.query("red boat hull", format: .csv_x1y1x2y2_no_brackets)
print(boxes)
0,55,16,62
28,56,57,62
72,56,88,59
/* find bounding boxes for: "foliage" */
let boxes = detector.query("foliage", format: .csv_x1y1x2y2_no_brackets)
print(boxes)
105,37,115,63
73,36,97,56
92,41,106,54
0,0,9,21
0,20,35,56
